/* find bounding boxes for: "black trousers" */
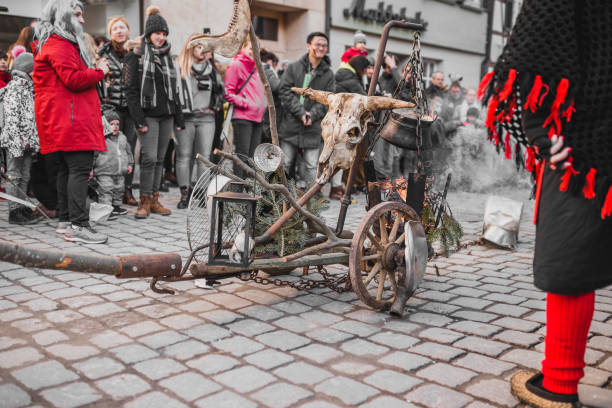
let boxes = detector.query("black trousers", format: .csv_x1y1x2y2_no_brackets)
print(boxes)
232,119,262,179
56,151,94,227
30,153,59,210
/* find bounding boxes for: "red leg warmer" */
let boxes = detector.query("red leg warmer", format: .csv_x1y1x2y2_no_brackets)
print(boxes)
541,292,595,394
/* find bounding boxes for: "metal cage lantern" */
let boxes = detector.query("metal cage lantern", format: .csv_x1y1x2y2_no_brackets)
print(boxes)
208,191,258,267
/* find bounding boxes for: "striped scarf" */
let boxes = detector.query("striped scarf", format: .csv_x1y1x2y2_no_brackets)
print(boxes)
139,39,177,110
177,61,214,114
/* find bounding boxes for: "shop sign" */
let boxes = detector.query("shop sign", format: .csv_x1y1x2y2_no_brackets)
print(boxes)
343,0,429,30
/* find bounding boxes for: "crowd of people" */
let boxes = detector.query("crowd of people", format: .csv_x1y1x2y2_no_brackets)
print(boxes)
0,0,477,244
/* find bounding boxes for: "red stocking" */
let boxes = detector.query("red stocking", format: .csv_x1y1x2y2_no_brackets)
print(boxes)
541,292,595,394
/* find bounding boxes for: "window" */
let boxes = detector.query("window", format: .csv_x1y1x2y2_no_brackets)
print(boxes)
422,59,439,88
253,16,278,42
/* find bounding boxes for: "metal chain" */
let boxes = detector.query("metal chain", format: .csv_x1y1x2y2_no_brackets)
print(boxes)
238,266,349,293
366,31,427,157
429,238,483,261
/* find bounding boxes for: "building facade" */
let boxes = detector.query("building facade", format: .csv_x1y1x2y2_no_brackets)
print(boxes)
329,0,489,88
1,0,519,89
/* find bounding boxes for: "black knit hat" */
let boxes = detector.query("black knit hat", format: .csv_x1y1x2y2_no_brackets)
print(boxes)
144,6,168,38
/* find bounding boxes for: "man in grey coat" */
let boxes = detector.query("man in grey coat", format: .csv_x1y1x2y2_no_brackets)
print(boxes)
278,31,334,188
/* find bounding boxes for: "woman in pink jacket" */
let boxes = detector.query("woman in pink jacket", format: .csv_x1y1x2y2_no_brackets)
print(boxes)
223,36,266,178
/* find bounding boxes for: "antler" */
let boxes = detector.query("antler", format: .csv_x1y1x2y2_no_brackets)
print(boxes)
188,0,250,58
366,96,414,111
291,87,333,106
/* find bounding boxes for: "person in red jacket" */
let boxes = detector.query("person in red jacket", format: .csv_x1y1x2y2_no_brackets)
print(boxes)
340,30,368,63
33,0,110,244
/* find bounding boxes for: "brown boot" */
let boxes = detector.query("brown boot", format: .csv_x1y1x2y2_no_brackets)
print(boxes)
123,187,138,206
150,192,171,216
135,194,151,219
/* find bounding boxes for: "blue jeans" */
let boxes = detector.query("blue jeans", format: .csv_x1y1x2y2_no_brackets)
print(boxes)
6,152,32,211
139,116,173,196
175,115,215,188
280,141,319,188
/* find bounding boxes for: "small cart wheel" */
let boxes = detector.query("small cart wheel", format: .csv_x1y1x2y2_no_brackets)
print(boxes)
349,201,420,311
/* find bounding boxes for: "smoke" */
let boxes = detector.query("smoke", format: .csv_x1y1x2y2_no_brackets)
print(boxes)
436,125,532,193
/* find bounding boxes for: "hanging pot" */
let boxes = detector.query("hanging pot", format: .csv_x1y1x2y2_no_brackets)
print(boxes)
379,108,435,150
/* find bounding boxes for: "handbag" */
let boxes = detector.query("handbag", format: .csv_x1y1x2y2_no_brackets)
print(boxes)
220,67,256,141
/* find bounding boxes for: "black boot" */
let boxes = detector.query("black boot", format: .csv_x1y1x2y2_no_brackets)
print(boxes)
9,207,41,225
8,209,23,225
177,187,189,209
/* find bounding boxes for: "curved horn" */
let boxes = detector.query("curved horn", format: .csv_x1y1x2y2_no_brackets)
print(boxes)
291,88,332,106
188,0,250,58
366,96,415,111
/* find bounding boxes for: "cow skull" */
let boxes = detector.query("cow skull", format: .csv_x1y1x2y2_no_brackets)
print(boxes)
188,0,250,58
291,88,414,184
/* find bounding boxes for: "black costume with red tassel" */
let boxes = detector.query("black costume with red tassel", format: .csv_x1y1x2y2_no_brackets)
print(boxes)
479,0,612,295
479,0,612,219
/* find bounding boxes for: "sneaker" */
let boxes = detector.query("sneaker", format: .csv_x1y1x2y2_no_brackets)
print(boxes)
56,221,70,234
64,224,108,244
111,206,128,216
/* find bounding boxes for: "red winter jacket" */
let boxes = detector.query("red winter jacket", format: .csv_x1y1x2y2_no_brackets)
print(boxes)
0,71,10,88
341,47,368,63
224,52,267,123
33,35,106,154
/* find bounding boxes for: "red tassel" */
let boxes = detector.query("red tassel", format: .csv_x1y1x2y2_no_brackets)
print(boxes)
490,128,500,146
524,75,544,113
534,160,545,224
582,168,597,200
602,186,612,219
539,84,550,106
547,126,556,139
562,100,575,122
543,78,570,136
525,146,536,172
498,69,517,101
504,133,512,159
559,158,579,192
498,98,518,123
477,71,495,101
485,97,500,129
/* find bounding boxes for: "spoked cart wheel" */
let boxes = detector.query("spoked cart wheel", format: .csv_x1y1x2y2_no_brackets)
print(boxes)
349,201,422,311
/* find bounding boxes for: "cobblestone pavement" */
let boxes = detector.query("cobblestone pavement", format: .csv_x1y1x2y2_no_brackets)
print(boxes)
1,187,611,408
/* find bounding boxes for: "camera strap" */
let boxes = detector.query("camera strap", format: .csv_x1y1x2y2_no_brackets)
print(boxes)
237,67,256,95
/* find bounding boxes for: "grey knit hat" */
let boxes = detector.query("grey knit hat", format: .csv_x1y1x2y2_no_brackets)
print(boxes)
103,108,120,124
144,6,169,37
12,52,34,74
353,30,367,45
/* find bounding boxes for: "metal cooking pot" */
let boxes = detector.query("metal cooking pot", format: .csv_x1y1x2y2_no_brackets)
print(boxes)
379,108,435,150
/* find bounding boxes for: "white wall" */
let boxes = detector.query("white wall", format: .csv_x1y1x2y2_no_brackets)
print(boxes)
2,0,45,18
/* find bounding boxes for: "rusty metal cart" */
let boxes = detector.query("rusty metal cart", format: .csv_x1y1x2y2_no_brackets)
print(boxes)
0,20,432,316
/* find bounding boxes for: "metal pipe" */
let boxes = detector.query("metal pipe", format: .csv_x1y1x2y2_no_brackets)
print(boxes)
190,252,349,276
248,23,288,188
0,239,182,279
336,20,424,235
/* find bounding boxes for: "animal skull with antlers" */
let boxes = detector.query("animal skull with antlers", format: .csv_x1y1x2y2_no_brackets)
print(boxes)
291,88,414,184
188,0,251,58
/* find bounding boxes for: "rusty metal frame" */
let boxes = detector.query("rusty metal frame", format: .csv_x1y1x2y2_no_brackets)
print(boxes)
335,20,425,236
